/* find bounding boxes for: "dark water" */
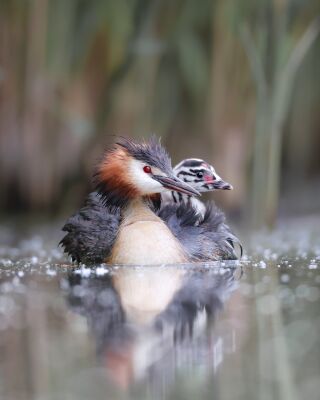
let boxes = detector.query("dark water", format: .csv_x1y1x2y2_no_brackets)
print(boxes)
0,221,320,400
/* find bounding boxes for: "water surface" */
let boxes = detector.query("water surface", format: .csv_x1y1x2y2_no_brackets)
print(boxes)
0,220,319,400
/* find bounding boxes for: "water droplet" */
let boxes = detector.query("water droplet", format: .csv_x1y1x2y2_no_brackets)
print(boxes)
31,256,38,264
259,261,266,269
81,268,91,278
96,267,108,276
280,274,290,283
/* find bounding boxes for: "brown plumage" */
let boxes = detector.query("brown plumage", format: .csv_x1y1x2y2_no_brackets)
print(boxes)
95,146,139,208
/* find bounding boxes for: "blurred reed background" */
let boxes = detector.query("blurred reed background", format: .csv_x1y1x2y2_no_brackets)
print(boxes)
0,0,319,228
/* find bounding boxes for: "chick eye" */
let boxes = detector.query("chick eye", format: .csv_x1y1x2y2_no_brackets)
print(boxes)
196,171,204,178
143,166,152,174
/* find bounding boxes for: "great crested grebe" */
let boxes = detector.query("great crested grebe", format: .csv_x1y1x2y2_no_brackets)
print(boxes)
60,137,241,264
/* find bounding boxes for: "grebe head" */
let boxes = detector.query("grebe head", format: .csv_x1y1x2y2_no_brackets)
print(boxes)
95,137,200,208
174,158,233,192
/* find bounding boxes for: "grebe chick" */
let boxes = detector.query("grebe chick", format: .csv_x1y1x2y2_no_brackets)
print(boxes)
162,158,232,217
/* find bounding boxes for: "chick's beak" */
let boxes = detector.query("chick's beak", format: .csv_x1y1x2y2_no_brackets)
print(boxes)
212,179,233,190
152,175,200,196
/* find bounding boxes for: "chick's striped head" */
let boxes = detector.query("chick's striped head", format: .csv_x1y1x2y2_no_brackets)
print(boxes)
173,158,233,192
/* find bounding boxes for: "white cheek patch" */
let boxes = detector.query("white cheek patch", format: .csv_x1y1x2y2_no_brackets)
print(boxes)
128,159,166,195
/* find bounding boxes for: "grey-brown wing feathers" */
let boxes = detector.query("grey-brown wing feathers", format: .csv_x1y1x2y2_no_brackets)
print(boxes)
60,192,120,263
158,202,241,261
60,194,242,264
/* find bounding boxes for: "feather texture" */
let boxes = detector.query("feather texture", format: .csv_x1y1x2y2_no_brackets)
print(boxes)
60,192,241,263
60,192,120,263
158,202,240,261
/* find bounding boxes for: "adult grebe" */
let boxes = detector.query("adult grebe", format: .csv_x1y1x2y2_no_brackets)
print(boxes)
61,137,241,264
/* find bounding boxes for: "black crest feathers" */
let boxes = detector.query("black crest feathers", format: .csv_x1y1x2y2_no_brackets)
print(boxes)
117,136,172,175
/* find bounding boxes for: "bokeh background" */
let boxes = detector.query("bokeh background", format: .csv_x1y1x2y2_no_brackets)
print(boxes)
1,0,320,228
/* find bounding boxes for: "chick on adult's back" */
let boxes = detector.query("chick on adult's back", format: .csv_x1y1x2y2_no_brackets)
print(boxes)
61,137,240,264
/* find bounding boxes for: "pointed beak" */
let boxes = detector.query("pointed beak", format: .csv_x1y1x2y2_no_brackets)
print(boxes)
153,175,200,196
212,179,233,190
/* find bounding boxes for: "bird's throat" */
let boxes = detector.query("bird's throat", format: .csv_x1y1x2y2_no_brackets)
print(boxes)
107,198,187,265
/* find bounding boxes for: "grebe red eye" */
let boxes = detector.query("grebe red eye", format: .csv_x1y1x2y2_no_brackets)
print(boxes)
143,166,152,174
